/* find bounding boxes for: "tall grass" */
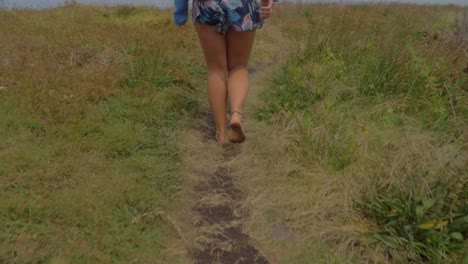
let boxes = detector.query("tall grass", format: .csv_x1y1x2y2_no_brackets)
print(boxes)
255,3,467,263
0,5,204,262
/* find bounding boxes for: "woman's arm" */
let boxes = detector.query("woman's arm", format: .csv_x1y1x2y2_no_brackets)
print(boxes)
174,0,189,25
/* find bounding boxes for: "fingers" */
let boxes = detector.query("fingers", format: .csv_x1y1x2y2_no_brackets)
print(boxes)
260,0,273,19
261,0,273,9
260,10,272,20
260,8,272,19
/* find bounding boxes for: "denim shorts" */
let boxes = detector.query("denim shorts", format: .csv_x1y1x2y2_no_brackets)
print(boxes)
192,0,264,34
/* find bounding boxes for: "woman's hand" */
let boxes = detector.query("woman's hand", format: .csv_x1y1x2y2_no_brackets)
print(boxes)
260,0,273,20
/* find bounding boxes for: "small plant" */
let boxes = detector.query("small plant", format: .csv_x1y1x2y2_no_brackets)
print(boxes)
355,176,467,263
115,5,137,17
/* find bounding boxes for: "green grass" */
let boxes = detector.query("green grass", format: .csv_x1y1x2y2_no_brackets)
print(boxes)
355,176,467,263
0,5,204,262
256,4,467,263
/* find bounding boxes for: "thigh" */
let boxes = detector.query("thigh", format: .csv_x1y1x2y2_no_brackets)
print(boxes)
195,24,228,71
226,30,256,70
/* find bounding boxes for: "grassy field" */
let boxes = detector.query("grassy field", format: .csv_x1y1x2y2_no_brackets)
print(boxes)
0,2,466,264
250,3,467,263
0,5,205,262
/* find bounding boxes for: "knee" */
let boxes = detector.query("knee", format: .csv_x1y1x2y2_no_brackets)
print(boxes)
228,64,248,75
208,64,228,77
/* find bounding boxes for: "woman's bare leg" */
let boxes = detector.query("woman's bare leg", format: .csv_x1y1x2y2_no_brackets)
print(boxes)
195,24,229,145
226,29,256,143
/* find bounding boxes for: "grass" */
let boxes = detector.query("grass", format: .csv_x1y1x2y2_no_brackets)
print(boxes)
1,2,466,264
355,176,466,262
251,3,467,263
0,5,205,262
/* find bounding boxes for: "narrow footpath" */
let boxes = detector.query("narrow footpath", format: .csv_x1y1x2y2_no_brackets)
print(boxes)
177,25,290,264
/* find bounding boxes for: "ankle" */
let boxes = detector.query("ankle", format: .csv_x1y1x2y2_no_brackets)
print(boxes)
215,131,228,145
229,111,243,124
216,128,227,136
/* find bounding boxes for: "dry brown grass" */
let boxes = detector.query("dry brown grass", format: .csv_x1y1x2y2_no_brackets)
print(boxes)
235,37,364,262
0,5,201,124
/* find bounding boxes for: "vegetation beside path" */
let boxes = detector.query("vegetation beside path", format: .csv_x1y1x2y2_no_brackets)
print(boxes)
0,5,205,262
252,4,467,263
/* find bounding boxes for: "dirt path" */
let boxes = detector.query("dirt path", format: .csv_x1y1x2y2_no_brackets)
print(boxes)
177,24,289,264
191,119,270,263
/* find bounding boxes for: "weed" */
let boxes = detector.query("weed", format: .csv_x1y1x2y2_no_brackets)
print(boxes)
115,5,136,17
355,176,467,262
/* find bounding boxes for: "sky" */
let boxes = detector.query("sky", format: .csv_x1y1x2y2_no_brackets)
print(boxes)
1,0,466,9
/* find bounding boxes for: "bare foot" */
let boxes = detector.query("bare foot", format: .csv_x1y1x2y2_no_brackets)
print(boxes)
229,111,246,143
